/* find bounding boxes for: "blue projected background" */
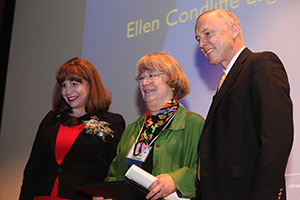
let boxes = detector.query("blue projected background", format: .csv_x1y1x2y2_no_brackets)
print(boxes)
83,1,300,199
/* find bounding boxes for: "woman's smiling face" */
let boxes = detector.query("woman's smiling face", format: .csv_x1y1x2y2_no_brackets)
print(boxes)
61,79,90,116
138,70,174,108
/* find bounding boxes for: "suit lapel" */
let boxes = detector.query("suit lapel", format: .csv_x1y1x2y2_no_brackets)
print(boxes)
61,112,104,163
67,113,103,153
64,128,86,156
205,48,251,124
49,115,87,163
49,120,61,156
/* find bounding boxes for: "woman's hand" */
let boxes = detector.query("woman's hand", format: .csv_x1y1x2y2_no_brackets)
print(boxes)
93,197,103,200
92,197,113,200
146,174,177,200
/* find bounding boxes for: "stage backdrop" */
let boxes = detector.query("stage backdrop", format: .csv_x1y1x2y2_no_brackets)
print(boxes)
0,0,299,199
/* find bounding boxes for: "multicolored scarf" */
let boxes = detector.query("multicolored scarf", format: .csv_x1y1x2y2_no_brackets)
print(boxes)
134,98,178,155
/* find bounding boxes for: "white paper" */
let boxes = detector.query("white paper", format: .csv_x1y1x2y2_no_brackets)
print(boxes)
125,164,190,200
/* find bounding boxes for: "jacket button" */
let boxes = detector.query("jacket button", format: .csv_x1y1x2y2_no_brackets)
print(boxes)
57,167,62,173
155,160,158,165
156,144,160,148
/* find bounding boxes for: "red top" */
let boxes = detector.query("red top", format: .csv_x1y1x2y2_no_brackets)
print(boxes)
34,124,84,200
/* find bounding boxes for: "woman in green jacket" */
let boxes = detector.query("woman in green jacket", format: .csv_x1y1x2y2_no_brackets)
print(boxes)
95,52,204,200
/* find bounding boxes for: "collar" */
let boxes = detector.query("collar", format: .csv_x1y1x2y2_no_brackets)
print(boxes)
168,103,187,130
136,103,187,131
223,46,246,75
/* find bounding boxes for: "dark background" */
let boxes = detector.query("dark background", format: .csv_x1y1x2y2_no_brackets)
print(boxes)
0,0,15,130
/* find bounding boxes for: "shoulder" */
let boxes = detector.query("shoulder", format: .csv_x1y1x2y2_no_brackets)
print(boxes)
32,111,61,136
95,110,125,125
94,110,126,140
240,49,285,77
178,103,205,122
247,49,282,66
173,105,205,139
120,115,143,138
39,110,59,127
250,51,285,78
185,110,205,123
184,110,205,132
250,49,278,57
124,115,143,131
171,104,205,131
94,110,126,137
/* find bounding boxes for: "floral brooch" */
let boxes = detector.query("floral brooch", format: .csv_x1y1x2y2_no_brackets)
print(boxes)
83,116,114,142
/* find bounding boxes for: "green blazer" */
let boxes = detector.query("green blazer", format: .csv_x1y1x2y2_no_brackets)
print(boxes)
107,103,204,198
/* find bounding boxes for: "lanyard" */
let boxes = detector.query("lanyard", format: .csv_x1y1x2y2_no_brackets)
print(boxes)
134,113,176,147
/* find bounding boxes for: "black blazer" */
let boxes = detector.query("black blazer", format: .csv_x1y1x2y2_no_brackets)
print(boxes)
197,48,293,200
20,110,125,200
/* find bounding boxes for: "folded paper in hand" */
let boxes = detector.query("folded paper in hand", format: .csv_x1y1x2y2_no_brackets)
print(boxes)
125,164,190,200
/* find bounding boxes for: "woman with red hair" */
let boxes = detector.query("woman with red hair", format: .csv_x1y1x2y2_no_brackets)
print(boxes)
20,57,125,200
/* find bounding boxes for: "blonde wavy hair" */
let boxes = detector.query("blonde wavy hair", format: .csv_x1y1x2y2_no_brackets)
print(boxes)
136,52,190,100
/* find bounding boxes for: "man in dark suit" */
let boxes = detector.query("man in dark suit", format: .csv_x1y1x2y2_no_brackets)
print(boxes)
194,9,293,200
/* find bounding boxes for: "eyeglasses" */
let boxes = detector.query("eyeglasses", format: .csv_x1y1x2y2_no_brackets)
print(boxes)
135,72,164,84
